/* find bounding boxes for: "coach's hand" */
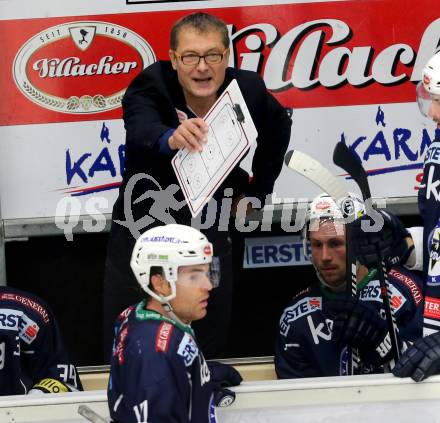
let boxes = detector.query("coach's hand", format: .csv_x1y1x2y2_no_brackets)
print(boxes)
168,118,208,152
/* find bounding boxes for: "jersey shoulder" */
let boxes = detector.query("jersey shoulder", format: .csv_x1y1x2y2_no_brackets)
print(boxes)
0,286,52,325
114,308,197,372
387,266,423,307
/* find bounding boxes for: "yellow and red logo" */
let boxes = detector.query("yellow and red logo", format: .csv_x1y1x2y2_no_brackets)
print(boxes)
13,21,155,114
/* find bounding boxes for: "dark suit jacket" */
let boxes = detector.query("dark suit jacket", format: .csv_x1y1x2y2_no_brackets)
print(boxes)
110,60,291,255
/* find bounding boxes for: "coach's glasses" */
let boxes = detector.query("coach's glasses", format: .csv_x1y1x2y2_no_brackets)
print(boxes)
173,50,228,66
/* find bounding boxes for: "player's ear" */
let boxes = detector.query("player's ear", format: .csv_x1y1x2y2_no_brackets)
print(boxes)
169,50,178,70
151,274,171,296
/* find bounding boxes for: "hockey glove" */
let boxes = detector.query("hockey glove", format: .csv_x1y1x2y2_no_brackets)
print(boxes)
28,378,73,394
352,210,412,270
330,296,397,366
392,332,440,382
208,361,242,407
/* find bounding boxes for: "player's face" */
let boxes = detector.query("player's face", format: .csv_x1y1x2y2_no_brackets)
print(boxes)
310,220,346,288
170,264,212,323
169,27,229,113
428,96,440,126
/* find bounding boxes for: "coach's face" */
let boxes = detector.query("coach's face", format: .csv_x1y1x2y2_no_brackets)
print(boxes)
170,27,229,113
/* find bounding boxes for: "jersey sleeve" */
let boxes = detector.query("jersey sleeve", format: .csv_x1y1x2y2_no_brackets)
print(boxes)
387,267,424,343
122,64,177,153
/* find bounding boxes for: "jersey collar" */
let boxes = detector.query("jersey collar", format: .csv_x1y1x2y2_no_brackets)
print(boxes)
135,301,195,336
320,268,378,299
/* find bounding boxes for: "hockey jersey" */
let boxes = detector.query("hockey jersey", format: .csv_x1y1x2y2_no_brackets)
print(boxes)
418,136,440,335
275,266,423,378
0,286,82,395
108,302,218,423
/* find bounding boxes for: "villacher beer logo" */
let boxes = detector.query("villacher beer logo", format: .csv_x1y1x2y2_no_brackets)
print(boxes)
13,21,156,114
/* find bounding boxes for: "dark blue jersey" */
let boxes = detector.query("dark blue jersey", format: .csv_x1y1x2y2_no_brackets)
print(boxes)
418,138,440,276
418,138,440,335
0,287,82,395
275,266,423,379
108,302,218,423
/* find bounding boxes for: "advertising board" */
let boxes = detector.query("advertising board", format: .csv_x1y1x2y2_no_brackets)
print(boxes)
0,0,439,219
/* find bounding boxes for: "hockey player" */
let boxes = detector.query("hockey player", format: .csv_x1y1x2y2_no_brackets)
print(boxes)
391,51,440,382
107,224,242,423
0,286,82,395
275,193,424,378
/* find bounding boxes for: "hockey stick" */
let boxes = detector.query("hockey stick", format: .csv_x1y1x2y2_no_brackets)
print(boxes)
284,150,349,205
284,149,359,375
78,405,108,423
332,141,400,362
284,150,358,295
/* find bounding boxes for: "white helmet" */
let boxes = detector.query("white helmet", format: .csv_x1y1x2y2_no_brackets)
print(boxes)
302,192,364,265
130,224,213,303
417,50,440,117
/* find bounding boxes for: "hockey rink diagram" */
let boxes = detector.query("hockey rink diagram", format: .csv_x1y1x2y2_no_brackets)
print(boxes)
178,103,243,201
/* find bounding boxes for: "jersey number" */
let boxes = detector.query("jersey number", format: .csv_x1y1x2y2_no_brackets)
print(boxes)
57,364,78,388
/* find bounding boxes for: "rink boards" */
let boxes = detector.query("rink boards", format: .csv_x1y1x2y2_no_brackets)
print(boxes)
1,363,440,423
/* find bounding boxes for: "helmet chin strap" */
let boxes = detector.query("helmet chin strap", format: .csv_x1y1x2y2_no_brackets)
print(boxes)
162,302,191,327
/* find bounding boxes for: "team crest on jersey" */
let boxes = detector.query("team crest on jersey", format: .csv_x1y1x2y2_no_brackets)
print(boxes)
177,333,199,367
280,296,322,336
155,322,174,353
428,224,440,286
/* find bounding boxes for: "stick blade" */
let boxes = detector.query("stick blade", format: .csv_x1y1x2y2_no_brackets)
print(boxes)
284,149,349,202
333,142,371,200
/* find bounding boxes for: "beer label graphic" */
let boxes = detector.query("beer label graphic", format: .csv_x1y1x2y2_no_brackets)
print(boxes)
13,21,155,114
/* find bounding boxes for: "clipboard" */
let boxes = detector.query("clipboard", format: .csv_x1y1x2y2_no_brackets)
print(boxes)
172,79,258,217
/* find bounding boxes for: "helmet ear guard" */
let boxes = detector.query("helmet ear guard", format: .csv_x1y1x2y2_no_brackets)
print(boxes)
130,224,213,303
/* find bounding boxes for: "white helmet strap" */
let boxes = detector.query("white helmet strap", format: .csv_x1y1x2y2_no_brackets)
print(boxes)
162,302,190,326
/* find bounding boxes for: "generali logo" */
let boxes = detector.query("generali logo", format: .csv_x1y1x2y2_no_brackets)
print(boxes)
13,21,156,114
